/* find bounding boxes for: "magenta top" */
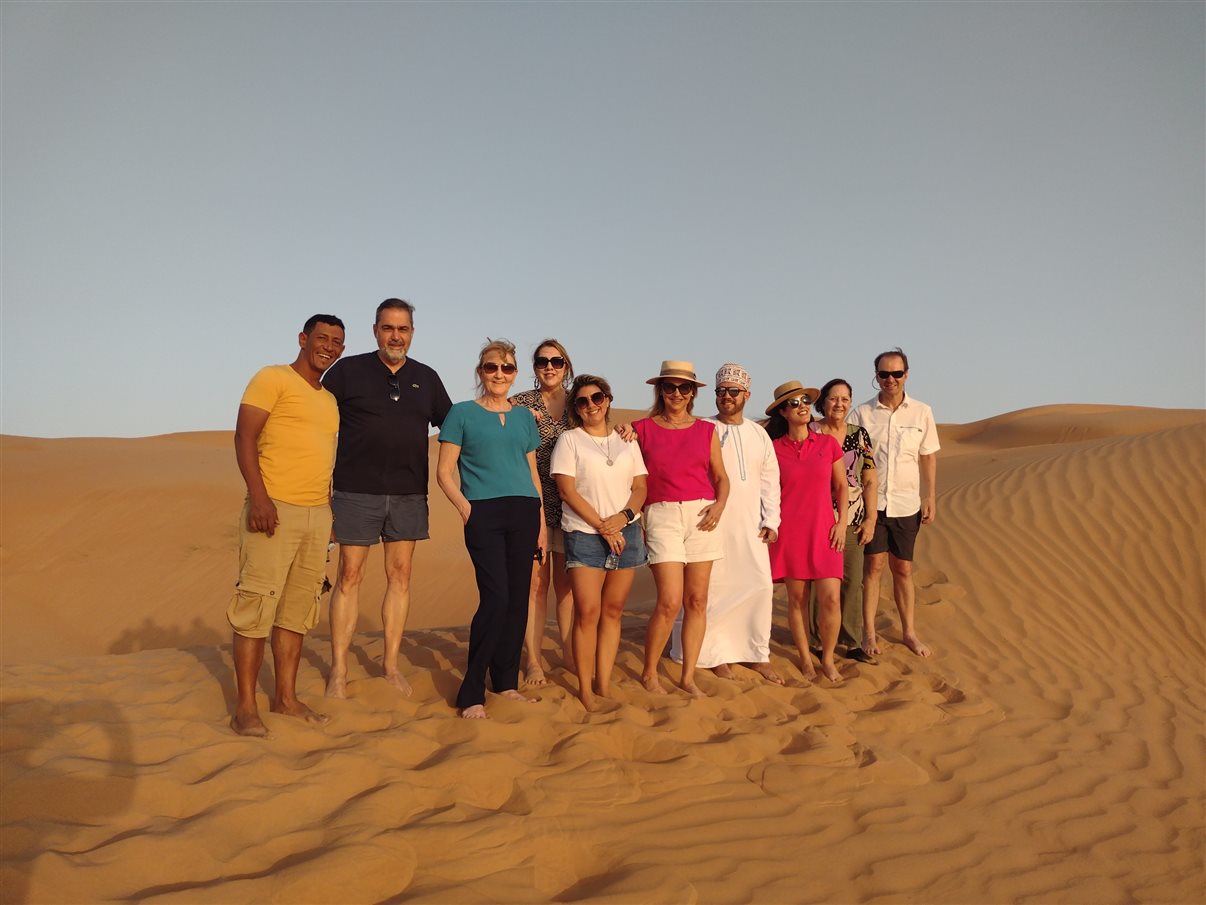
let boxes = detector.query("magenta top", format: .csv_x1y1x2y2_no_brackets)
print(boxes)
632,418,716,505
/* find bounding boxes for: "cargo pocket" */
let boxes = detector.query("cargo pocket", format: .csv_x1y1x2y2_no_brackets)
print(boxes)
299,577,324,633
226,578,280,638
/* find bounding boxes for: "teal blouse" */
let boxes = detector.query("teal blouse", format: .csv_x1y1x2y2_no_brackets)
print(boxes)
439,401,541,501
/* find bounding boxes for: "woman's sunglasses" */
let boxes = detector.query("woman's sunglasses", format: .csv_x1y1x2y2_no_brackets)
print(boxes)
659,381,695,396
573,391,608,408
480,362,518,375
534,356,566,370
781,396,811,410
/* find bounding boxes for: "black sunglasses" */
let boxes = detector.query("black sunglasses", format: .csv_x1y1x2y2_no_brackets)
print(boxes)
481,362,518,375
715,387,744,398
534,356,566,370
781,396,811,410
660,381,695,396
573,391,608,408
877,370,906,379
388,375,401,402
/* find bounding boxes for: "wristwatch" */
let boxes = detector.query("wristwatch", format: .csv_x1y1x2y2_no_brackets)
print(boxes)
621,508,636,524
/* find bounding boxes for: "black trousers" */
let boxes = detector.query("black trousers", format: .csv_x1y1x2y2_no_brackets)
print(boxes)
456,496,541,709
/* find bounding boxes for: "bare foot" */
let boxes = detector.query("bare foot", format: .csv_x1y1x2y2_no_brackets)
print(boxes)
579,691,599,712
862,633,881,657
903,633,932,657
642,674,669,695
460,704,488,719
819,662,843,684
711,664,736,680
271,700,330,726
523,667,550,688
324,673,348,699
384,671,414,697
798,664,818,683
679,682,706,698
230,711,268,737
498,689,538,704
749,662,785,686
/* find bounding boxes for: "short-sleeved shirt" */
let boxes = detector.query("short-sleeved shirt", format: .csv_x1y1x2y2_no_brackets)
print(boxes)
322,353,452,495
632,418,716,505
810,421,876,528
849,395,940,517
550,428,648,534
439,401,541,501
509,388,569,529
240,365,339,507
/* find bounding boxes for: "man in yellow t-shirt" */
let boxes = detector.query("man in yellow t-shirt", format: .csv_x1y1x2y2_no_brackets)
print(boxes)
227,314,346,736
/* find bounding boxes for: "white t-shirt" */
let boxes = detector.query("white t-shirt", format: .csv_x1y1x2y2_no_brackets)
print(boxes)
550,428,648,534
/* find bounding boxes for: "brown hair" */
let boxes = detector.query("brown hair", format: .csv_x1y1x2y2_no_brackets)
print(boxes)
565,375,613,429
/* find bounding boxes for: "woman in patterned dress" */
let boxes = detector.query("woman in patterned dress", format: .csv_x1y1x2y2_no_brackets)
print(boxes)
509,339,576,684
809,379,878,663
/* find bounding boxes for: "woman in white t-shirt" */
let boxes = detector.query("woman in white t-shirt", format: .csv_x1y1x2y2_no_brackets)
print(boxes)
551,375,648,711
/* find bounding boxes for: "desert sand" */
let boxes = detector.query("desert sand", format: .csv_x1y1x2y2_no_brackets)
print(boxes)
1,404,1203,903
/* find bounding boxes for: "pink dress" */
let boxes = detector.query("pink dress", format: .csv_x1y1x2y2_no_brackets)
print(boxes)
768,432,844,581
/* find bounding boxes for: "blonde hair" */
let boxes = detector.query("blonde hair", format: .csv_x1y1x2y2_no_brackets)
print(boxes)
474,338,518,397
533,338,575,389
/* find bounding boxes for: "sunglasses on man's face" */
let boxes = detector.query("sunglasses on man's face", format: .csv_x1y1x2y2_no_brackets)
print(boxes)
660,381,694,396
715,387,744,398
877,370,906,379
573,391,608,409
481,362,518,375
534,356,566,370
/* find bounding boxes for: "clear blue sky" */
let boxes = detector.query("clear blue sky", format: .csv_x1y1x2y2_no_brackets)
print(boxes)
3,1,1202,437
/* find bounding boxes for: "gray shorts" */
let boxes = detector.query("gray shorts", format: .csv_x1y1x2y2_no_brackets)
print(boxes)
332,491,429,545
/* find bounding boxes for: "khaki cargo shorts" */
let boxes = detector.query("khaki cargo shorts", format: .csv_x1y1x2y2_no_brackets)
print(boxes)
227,499,332,638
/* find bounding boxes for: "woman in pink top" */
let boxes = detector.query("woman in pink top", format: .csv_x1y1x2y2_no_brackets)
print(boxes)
632,360,729,696
764,381,848,683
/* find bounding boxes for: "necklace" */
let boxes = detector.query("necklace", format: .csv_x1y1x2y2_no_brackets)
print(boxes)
588,431,614,466
660,416,693,429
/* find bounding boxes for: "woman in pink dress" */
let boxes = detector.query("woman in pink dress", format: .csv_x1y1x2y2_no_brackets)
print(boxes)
632,360,729,697
765,381,848,683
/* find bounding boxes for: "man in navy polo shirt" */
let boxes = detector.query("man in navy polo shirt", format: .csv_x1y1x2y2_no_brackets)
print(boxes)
322,298,452,697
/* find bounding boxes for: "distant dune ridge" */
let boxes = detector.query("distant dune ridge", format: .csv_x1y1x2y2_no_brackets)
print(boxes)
1,405,1203,903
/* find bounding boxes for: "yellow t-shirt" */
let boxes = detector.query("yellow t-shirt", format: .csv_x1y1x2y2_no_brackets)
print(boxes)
240,365,339,507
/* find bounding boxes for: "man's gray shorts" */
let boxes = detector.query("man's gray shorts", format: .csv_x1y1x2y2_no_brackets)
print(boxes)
332,491,429,545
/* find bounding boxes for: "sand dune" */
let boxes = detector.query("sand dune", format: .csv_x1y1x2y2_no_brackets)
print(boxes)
1,405,1203,903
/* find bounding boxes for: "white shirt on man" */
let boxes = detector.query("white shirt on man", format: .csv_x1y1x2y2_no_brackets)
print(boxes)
550,428,648,534
850,394,940,518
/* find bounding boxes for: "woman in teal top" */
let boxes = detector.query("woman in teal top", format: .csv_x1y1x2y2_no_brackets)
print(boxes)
437,339,545,718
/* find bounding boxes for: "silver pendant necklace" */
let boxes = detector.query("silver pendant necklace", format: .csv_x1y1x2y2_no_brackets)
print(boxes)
590,432,614,466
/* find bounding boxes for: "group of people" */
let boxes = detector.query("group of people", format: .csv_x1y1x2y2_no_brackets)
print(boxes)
225,300,939,733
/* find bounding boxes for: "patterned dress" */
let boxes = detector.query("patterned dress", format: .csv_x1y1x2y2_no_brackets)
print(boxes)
509,388,569,530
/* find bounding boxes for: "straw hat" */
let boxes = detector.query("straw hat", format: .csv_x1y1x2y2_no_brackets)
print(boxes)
645,360,706,387
765,380,821,416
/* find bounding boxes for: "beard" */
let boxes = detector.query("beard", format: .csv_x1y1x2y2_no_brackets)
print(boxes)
381,346,407,364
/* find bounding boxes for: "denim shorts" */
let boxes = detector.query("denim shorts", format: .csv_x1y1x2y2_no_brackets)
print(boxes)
563,522,648,570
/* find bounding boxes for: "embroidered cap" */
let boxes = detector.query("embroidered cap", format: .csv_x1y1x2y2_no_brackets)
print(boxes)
714,362,750,389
